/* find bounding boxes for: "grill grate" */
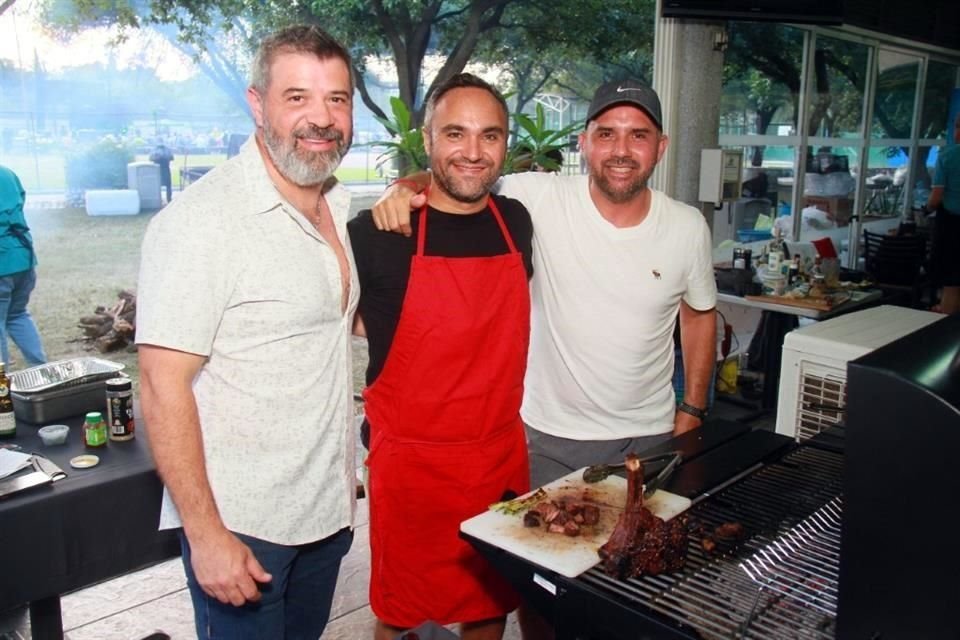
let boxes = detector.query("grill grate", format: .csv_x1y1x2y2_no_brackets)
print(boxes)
578,445,842,639
741,498,842,616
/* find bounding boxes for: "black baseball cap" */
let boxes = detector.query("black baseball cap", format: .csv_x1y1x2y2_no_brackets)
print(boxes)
586,79,663,130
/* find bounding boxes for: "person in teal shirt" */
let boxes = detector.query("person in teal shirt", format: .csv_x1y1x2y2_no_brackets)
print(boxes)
0,165,47,367
927,114,960,315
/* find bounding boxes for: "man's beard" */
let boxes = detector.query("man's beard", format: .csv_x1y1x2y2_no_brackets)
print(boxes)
432,157,499,205
590,156,653,204
262,119,350,187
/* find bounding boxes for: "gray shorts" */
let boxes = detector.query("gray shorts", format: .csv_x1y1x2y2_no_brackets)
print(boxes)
525,424,674,488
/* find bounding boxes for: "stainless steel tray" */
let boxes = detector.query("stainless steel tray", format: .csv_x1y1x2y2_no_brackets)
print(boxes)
10,357,125,394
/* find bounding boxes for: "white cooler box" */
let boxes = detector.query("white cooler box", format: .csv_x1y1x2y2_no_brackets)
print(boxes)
85,189,140,216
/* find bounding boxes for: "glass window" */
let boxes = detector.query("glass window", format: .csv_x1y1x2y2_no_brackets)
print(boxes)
711,144,796,248
919,60,960,141
808,36,869,139
862,145,908,218
720,23,803,137
871,49,921,140
801,144,856,231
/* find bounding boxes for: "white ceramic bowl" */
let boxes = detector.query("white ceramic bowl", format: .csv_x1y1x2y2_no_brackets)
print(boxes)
38,424,70,446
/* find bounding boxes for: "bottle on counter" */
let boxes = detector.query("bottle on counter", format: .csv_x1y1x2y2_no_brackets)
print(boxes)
83,411,108,448
106,377,135,441
0,363,15,438
763,227,788,277
788,254,801,286
811,255,824,279
809,255,827,296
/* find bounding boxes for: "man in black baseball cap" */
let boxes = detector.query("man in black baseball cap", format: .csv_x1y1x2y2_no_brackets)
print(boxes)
586,78,663,130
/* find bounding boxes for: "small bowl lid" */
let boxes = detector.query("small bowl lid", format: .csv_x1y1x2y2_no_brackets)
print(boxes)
70,454,100,469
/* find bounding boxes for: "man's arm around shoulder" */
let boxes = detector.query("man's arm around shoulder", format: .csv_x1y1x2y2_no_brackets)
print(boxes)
139,344,271,606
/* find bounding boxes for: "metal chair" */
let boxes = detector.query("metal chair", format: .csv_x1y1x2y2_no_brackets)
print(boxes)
861,229,930,308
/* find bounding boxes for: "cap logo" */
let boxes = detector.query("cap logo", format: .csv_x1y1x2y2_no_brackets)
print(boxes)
616,86,645,93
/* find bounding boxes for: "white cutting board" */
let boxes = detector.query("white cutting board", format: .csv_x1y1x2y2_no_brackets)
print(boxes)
460,468,691,578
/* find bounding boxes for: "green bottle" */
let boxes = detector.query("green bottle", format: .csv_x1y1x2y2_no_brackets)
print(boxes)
84,411,107,448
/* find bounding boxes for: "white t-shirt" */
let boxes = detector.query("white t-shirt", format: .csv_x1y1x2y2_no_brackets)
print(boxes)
497,173,716,439
136,136,359,545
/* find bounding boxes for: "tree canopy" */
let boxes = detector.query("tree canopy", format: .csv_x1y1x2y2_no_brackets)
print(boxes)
43,0,655,131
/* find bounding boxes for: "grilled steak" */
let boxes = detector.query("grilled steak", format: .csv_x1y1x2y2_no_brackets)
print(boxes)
598,453,688,579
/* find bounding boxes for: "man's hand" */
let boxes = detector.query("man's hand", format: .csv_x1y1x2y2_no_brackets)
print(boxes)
188,527,272,607
371,175,429,237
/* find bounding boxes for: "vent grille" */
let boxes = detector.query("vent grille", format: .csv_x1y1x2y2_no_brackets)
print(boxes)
795,361,846,441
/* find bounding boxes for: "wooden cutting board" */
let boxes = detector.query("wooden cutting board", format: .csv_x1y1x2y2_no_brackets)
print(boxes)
744,292,851,311
460,468,691,578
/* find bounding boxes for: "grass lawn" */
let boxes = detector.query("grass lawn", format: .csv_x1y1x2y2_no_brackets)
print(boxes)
28,207,150,381
23,196,375,392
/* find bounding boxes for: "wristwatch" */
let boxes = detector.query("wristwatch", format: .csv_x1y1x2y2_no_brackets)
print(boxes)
677,401,708,420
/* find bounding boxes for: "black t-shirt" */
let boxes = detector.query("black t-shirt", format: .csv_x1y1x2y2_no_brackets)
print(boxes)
348,194,534,386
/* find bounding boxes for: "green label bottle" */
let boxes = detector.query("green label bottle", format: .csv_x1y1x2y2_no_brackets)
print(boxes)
84,411,107,448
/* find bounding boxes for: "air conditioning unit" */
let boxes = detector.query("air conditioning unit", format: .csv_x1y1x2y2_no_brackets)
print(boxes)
776,305,943,440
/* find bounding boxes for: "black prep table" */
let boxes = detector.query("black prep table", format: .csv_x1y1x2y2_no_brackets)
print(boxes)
462,419,797,640
0,410,180,640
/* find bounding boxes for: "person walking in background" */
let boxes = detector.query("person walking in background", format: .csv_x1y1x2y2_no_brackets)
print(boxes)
926,112,960,315
149,143,175,204
349,73,533,640
136,25,358,640
0,164,47,368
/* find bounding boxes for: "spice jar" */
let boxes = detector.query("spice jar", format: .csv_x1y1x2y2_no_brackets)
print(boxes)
106,377,135,441
83,411,107,448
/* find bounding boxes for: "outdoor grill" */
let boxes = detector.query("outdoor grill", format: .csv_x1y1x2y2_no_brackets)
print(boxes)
571,444,843,640
468,316,960,640
466,426,846,640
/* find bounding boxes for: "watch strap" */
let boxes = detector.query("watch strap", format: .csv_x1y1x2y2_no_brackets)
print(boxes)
677,401,708,420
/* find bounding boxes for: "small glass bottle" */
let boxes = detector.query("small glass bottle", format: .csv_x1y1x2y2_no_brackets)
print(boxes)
811,255,824,279
83,411,108,448
809,256,826,296
0,362,15,438
788,254,801,286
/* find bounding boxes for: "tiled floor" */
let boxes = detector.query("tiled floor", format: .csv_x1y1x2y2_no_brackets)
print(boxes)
2,396,770,640
0,495,524,640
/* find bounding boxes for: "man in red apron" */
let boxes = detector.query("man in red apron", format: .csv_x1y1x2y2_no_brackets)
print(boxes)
348,73,533,640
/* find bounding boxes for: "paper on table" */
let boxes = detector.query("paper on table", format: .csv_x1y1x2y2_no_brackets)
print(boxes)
0,449,34,479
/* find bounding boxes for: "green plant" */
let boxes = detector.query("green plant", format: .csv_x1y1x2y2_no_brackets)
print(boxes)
505,104,583,174
367,98,583,177
370,97,428,177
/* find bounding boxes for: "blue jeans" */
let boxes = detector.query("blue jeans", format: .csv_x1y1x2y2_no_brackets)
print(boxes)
0,269,46,367
180,527,353,640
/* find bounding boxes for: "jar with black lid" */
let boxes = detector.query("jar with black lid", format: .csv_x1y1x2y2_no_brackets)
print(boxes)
105,377,135,441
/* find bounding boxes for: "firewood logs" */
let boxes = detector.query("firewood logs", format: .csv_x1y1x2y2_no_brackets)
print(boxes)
75,290,137,353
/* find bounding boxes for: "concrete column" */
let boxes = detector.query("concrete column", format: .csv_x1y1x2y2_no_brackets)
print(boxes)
652,11,726,216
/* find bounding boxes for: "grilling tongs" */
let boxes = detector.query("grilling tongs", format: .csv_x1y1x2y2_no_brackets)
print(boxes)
582,450,682,498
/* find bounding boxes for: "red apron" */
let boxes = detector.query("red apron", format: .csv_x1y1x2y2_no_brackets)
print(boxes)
363,197,531,628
